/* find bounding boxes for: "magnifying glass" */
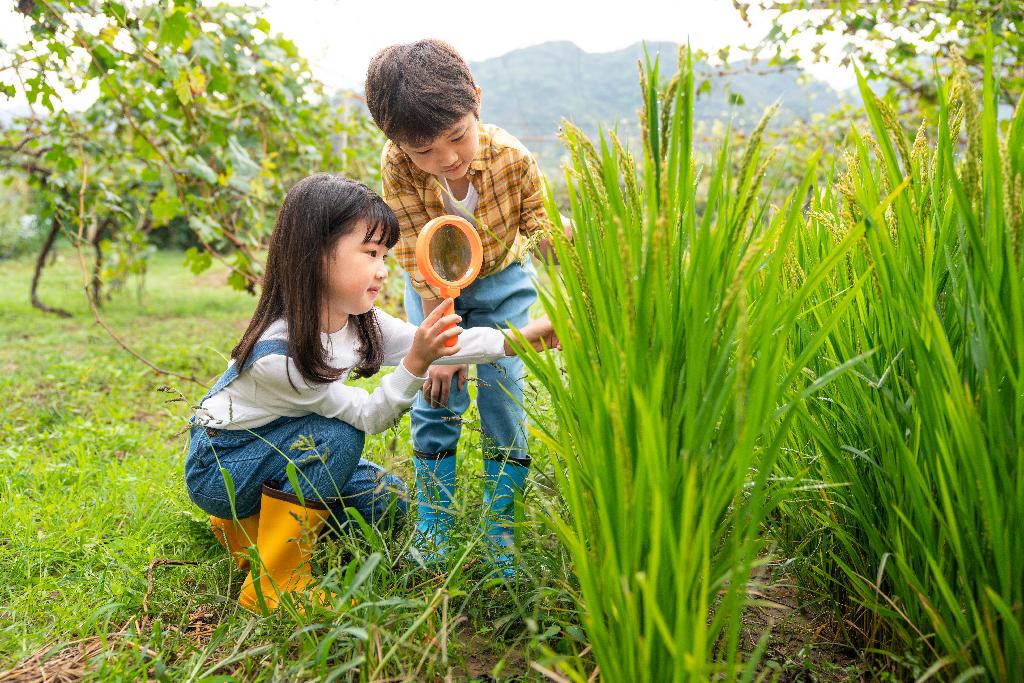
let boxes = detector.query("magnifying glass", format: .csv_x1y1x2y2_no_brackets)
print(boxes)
415,215,484,347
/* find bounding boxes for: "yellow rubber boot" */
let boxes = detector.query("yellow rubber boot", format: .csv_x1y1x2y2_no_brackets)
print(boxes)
209,514,260,570
238,483,331,614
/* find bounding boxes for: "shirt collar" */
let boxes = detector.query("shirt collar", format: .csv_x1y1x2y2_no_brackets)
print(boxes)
467,122,492,174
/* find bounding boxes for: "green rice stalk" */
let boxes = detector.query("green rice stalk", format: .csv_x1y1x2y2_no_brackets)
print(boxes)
516,47,861,681
775,36,1023,679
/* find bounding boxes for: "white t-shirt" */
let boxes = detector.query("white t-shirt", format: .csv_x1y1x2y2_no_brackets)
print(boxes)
196,308,506,434
441,176,479,224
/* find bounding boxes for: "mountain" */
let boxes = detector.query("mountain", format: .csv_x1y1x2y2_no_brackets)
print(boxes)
470,41,844,171
0,102,32,126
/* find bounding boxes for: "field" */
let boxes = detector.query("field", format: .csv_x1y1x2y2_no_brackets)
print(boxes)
1,12,1021,680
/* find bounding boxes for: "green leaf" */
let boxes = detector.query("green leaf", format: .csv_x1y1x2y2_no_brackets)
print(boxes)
189,215,219,242
285,461,304,506
183,247,212,275
848,14,876,32
219,467,237,519
103,2,126,23
172,71,192,105
0,82,15,99
48,40,70,61
158,10,191,47
184,156,217,184
151,191,181,226
207,67,229,94
45,144,75,173
727,91,745,106
90,43,118,73
226,136,260,190
227,269,249,291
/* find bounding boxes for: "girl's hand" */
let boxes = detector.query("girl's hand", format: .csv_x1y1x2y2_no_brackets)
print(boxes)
404,298,462,377
503,315,560,355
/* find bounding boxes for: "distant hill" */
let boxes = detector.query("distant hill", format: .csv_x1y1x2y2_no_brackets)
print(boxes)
470,41,845,171
0,103,31,127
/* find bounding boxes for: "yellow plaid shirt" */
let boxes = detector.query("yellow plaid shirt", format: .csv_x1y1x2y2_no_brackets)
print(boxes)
381,123,551,299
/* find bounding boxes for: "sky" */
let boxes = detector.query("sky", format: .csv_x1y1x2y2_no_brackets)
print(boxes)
0,0,856,112
243,0,854,91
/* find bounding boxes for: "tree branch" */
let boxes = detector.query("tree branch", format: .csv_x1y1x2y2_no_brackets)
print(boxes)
72,142,208,387
30,215,71,318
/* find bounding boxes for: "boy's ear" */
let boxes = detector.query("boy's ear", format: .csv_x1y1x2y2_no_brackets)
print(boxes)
475,86,482,115
394,140,414,160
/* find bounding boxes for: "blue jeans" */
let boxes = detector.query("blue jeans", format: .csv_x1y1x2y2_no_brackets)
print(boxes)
185,413,407,525
404,260,537,462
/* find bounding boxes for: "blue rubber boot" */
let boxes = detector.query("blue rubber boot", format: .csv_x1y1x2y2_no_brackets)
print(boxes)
482,457,529,579
411,452,457,567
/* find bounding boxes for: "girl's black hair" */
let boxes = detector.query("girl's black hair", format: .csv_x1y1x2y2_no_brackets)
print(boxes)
232,174,400,385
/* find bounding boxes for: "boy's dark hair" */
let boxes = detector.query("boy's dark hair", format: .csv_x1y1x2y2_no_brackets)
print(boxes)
364,39,478,146
232,174,399,386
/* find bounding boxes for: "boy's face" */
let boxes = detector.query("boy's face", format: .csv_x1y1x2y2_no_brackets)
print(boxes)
401,112,480,182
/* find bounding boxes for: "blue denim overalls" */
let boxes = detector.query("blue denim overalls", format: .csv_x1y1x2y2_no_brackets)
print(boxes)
184,339,407,525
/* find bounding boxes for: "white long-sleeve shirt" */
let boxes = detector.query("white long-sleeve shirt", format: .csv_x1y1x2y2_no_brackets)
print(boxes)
196,308,507,434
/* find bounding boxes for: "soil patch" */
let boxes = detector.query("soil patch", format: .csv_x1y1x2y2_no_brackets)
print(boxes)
741,566,867,681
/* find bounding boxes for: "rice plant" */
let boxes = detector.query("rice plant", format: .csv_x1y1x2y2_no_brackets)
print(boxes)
775,38,1024,678
515,48,863,681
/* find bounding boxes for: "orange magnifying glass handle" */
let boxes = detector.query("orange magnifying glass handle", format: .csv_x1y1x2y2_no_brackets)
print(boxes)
437,285,460,348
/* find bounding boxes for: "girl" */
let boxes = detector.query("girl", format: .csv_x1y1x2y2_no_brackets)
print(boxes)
185,174,557,613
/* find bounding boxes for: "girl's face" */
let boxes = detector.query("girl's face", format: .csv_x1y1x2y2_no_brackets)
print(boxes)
401,112,480,181
321,218,390,333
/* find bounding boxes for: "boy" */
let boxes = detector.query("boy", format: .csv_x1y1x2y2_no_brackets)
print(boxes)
365,39,557,576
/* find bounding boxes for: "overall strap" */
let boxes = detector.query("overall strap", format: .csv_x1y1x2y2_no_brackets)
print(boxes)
199,338,290,404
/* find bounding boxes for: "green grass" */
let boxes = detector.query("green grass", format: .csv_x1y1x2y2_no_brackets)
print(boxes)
0,249,586,681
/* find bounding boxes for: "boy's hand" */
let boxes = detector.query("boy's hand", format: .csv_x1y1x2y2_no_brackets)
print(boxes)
404,298,462,376
503,315,560,355
534,216,574,265
423,364,468,407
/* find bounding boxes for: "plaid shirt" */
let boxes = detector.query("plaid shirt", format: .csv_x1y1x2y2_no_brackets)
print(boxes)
381,123,551,299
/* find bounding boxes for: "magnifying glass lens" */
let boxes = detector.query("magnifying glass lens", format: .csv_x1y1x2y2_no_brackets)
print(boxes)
429,225,473,281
